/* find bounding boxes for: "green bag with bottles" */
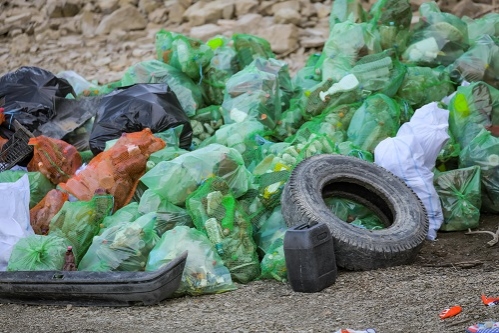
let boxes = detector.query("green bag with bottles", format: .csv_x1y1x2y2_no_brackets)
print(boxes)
434,166,482,231
459,129,499,213
146,226,236,296
7,234,70,271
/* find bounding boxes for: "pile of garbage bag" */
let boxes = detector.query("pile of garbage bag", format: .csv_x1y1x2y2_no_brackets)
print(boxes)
1,0,499,295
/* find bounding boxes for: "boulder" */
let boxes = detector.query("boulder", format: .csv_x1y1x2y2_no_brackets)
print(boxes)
258,23,299,54
95,5,147,34
274,8,301,25
235,0,259,17
190,23,223,41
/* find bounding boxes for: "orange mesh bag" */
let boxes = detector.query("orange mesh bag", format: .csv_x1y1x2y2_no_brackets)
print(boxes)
30,189,69,235
27,136,82,185
59,129,165,211
0,137,7,150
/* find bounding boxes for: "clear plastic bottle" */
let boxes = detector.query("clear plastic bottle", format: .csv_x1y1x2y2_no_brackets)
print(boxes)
204,218,224,256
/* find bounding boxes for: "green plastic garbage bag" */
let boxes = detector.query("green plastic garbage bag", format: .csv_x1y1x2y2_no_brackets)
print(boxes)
221,57,294,129
318,21,382,82
100,202,141,231
155,30,213,82
436,130,461,172
465,13,499,44
329,0,367,27
186,178,260,283
324,197,385,230
198,120,266,167
260,237,287,282
202,36,239,105
447,35,499,88
273,97,306,140
369,0,412,52
190,105,224,147
146,226,236,296
49,195,114,264
296,134,337,160
402,1,469,67
138,189,193,233
434,166,482,231
290,102,360,145
140,144,253,206
346,93,401,152
0,171,55,208
351,51,407,97
253,205,287,255
396,66,455,109
79,212,160,272
7,234,70,271
448,81,499,149
336,141,374,162
120,59,203,117
232,33,275,69
459,129,499,213
293,66,321,92
57,70,101,97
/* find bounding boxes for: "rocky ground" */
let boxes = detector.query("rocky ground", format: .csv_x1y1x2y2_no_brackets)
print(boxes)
2,0,496,81
2,0,499,332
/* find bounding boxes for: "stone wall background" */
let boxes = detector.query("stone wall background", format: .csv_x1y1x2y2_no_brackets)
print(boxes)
0,0,496,82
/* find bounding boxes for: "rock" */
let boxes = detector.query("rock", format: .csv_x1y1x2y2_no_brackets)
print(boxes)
118,0,139,7
94,56,112,67
4,12,32,29
80,10,98,37
272,0,300,14
259,1,276,16
165,0,187,24
60,17,82,34
314,3,331,19
148,8,168,24
190,23,223,41
95,5,147,34
258,23,299,54
452,0,489,18
139,0,162,15
97,0,119,14
300,0,317,17
300,36,325,48
235,0,259,17
235,13,263,34
10,33,31,55
45,0,81,18
183,0,235,26
9,29,23,37
274,8,301,25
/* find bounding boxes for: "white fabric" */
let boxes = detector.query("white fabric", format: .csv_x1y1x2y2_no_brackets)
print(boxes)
0,174,34,270
375,102,450,241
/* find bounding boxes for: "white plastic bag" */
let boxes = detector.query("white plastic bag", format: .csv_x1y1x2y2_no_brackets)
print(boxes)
396,102,450,170
0,174,35,270
374,135,443,241
375,102,450,240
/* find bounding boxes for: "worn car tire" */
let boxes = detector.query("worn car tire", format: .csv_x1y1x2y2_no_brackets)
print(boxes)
281,154,428,271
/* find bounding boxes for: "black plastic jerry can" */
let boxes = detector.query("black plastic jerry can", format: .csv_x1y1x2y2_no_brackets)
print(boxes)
284,221,337,293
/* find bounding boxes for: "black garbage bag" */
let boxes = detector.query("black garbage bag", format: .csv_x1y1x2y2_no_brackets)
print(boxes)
89,83,192,155
0,66,75,133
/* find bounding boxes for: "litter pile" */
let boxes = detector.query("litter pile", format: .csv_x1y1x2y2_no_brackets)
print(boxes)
1,0,499,297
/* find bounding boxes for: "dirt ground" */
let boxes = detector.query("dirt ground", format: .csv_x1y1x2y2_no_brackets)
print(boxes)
417,213,499,269
0,214,497,333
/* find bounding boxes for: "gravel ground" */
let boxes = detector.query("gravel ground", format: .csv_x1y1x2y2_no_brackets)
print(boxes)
1,264,498,333
1,213,499,333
